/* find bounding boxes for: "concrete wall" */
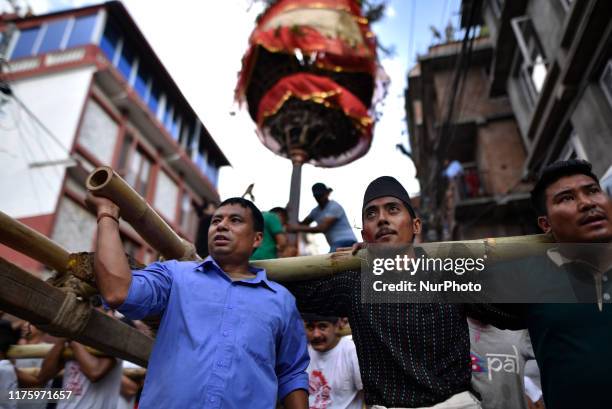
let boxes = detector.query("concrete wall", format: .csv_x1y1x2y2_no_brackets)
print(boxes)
0,67,94,219
481,2,501,45
153,170,179,223
571,84,612,177
526,0,566,64
506,72,533,142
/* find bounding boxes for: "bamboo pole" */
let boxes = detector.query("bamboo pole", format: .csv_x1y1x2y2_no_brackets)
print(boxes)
0,257,152,366
85,166,196,261
7,344,105,360
18,367,147,379
253,233,555,282
0,211,70,274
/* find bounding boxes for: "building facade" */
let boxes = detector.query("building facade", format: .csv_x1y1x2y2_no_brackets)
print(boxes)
470,0,612,188
406,36,537,241
0,1,229,273
406,0,612,241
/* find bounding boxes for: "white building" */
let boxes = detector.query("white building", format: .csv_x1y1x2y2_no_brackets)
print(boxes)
0,1,229,273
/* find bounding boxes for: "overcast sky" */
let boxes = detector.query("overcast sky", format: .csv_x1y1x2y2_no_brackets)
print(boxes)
13,0,461,251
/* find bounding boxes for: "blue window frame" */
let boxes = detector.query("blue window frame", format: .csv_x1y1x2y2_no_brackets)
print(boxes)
179,122,192,147
11,26,40,59
100,21,119,62
117,43,134,80
134,64,149,101
196,153,207,175
66,14,97,48
170,115,181,140
148,85,160,116
38,19,69,53
163,104,174,132
209,165,219,187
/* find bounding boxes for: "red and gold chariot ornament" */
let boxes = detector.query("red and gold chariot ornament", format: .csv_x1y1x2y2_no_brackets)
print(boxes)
236,0,386,236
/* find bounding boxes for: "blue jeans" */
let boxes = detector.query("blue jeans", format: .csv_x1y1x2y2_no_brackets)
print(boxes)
329,240,357,253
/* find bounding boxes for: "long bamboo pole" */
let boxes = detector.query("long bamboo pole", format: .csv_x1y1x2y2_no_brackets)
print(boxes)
253,233,554,282
85,167,196,261
0,211,70,274
18,367,147,379
7,344,104,360
0,257,152,366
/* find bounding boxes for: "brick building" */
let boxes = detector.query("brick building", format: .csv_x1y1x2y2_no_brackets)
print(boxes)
405,0,612,241
405,36,537,241
467,0,612,190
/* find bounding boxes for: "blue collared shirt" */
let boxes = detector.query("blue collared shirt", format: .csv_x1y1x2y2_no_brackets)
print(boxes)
115,256,309,409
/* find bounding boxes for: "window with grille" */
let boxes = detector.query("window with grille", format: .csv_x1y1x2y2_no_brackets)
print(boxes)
511,16,548,106
600,59,612,109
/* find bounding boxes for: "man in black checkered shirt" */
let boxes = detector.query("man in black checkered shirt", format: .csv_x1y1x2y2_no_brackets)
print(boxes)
286,176,481,409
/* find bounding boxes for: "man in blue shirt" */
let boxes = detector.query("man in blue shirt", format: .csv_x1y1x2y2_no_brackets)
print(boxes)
87,195,309,409
288,182,357,252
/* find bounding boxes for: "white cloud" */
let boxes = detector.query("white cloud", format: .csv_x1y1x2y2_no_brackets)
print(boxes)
385,5,396,18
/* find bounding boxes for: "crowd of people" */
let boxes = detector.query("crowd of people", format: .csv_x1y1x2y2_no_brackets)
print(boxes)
0,311,147,409
1,158,611,409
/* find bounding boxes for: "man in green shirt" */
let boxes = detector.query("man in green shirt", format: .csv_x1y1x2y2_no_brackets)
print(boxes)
250,210,287,260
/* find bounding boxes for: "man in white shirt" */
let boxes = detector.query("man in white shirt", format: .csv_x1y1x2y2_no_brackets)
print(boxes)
37,302,122,409
304,314,363,409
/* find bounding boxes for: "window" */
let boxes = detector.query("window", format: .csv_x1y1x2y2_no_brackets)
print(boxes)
490,0,505,18
116,134,156,197
601,59,612,109
153,171,179,222
38,19,69,53
66,14,97,48
195,149,219,187
134,64,150,102
117,42,135,80
179,192,197,236
117,134,134,172
170,114,181,140
125,149,152,196
179,122,192,148
11,26,41,59
100,21,120,62
78,99,119,164
188,123,201,160
163,104,174,133
148,84,160,116
511,16,548,105
208,164,219,187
